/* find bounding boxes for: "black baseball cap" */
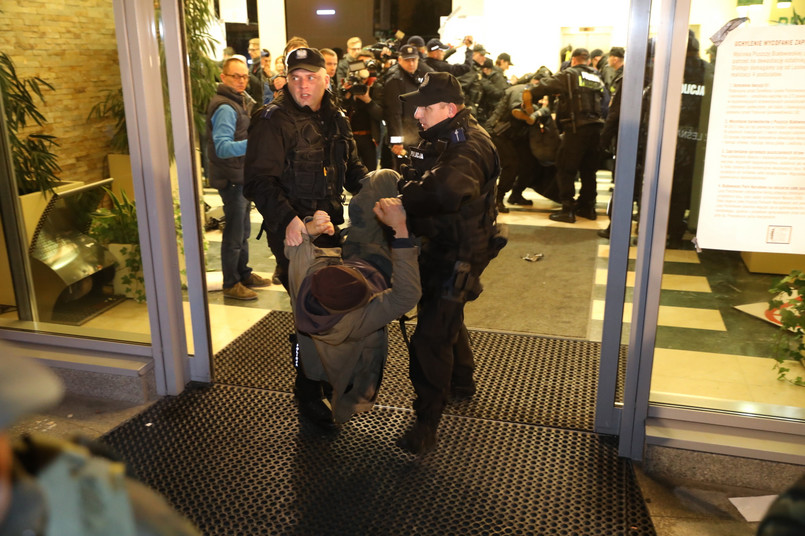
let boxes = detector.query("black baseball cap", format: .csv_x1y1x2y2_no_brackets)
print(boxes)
398,44,419,59
427,38,449,51
497,52,513,65
286,47,325,73
472,44,487,55
407,35,425,48
400,72,464,107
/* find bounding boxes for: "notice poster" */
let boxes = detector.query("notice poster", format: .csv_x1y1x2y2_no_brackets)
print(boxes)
697,25,805,254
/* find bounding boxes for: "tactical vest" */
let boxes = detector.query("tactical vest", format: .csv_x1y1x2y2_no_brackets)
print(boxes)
559,66,605,129
260,97,354,225
205,85,252,189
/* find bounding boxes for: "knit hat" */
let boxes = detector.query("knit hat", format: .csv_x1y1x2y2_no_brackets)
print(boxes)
310,265,372,313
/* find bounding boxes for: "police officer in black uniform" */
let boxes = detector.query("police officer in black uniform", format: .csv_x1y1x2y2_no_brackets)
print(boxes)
523,48,606,223
244,47,367,288
382,44,434,170
667,31,712,248
396,72,505,454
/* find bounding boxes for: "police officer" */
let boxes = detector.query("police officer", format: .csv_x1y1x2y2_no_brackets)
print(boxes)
667,31,712,249
381,44,433,169
0,339,201,535
523,48,606,223
396,72,504,455
243,47,367,289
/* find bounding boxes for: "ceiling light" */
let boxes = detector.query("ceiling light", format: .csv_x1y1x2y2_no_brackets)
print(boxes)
317,9,336,15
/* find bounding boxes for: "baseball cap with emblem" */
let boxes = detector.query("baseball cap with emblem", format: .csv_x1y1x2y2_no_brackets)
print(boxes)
398,44,419,60
427,38,449,51
285,47,326,73
399,71,464,107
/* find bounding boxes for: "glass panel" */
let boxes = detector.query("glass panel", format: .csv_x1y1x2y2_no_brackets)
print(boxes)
650,0,805,419
0,0,150,343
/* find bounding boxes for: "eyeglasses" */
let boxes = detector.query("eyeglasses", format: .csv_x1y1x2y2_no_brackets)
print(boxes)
223,73,249,81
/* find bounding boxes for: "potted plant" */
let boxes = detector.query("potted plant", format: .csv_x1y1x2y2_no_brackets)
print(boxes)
0,52,61,195
90,188,145,303
768,269,804,386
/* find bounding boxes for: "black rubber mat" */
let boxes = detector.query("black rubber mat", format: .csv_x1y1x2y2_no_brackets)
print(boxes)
102,383,654,536
214,310,601,431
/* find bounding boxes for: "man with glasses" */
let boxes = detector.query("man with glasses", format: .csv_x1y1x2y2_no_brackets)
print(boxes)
205,57,270,300
336,36,363,89
247,38,261,75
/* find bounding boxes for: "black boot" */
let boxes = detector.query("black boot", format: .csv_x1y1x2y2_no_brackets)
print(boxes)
597,224,611,239
495,199,509,214
549,203,576,223
398,417,439,455
294,369,337,431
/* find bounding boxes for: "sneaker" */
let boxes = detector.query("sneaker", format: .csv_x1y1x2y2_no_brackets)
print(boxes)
243,273,271,288
507,194,533,206
222,282,258,300
397,420,438,455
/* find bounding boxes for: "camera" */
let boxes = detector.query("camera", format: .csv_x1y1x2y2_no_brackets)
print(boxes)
344,59,379,96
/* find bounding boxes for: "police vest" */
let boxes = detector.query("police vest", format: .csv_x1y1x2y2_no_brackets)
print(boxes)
261,98,354,224
561,66,605,128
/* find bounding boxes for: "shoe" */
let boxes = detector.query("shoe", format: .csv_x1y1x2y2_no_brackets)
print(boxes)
511,108,536,125
496,201,509,214
576,205,597,220
449,383,476,404
243,273,271,288
549,208,576,223
223,282,258,300
297,399,338,431
397,419,438,455
271,272,282,285
597,226,611,239
507,194,533,206
521,89,534,115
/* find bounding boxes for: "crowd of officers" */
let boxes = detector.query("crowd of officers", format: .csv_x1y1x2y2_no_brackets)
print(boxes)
238,34,626,223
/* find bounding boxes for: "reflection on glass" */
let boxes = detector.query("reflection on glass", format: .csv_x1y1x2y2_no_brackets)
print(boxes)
0,1,150,343
650,1,805,420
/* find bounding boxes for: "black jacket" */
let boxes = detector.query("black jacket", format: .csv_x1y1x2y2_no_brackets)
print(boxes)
400,108,502,279
528,64,606,130
382,62,434,148
243,89,367,233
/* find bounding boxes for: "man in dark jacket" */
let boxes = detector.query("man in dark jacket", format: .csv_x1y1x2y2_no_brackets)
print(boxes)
396,72,504,455
382,44,434,169
424,37,473,77
206,57,270,300
243,47,368,290
523,48,606,223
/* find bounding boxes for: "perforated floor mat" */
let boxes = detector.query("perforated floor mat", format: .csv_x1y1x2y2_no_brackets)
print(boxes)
103,383,654,536
214,310,601,431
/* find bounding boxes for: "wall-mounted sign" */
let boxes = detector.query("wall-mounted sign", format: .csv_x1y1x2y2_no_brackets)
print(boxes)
696,25,805,254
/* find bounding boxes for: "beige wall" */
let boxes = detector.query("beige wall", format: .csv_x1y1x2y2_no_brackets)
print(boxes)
0,0,122,184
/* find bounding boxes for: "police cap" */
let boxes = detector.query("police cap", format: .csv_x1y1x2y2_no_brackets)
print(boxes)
400,71,464,107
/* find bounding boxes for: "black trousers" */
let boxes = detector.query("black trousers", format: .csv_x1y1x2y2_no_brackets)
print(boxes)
408,272,475,424
555,123,602,208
